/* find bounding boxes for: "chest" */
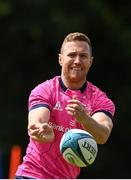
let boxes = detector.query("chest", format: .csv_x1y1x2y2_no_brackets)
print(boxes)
49,90,93,133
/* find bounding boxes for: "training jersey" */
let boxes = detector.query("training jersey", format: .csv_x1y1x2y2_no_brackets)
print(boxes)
16,76,115,179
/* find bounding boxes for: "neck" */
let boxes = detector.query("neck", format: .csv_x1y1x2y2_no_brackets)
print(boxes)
61,76,86,90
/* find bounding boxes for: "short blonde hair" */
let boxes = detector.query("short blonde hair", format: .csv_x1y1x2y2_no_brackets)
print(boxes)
60,32,92,55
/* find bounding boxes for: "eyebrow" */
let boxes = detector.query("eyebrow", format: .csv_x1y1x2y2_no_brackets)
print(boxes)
67,51,89,55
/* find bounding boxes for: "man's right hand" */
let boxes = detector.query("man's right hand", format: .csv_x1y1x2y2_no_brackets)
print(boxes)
28,123,55,143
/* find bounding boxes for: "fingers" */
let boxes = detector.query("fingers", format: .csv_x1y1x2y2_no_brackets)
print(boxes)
66,96,86,118
72,95,77,100
66,99,84,113
28,123,54,143
29,124,39,130
28,124,39,135
65,104,85,118
67,96,84,108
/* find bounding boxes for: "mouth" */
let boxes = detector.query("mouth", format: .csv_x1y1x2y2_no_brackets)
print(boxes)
71,67,82,71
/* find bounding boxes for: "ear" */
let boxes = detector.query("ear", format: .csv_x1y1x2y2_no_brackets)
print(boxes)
89,56,93,68
58,54,63,66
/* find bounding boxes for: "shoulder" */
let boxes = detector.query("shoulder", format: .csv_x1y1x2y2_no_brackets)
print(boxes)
28,76,60,110
87,81,105,95
87,81,115,108
87,81,115,117
31,76,60,93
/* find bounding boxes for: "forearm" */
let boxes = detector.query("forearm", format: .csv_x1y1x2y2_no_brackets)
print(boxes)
65,97,113,144
80,113,113,144
28,107,50,126
27,107,54,143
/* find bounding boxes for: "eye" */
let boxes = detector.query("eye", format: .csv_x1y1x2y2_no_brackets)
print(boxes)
80,53,88,58
68,52,76,58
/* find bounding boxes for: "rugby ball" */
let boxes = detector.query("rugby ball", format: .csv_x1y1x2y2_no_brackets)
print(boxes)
60,129,98,167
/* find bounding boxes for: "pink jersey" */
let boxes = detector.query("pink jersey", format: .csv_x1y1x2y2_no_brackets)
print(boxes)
16,76,115,179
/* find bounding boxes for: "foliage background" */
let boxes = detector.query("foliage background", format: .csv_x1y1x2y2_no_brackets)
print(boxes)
0,0,131,178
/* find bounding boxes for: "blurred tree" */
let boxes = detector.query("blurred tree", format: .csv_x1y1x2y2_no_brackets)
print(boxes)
0,0,131,178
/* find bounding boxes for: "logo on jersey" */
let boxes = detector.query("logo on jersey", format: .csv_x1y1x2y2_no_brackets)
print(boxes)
49,122,70,133
53,101,63,111
69,119,76,127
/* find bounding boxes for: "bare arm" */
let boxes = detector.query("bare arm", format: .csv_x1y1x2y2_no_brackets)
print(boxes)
65,96,113,144
80,112,113,144
28,107,54,143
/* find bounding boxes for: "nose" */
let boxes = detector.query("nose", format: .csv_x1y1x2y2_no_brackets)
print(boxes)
74,55,81,64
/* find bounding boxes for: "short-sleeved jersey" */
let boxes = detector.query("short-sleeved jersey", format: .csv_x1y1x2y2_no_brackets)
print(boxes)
16,76,115,179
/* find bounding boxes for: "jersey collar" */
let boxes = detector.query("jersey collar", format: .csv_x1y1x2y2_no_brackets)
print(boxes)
59,77,87,93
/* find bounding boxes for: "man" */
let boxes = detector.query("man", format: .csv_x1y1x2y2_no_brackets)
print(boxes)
15,32,115,179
